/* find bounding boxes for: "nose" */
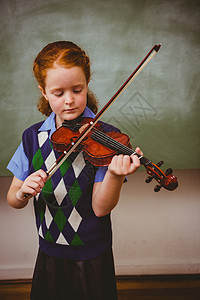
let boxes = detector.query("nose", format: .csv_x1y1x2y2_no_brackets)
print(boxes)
64,92,74,105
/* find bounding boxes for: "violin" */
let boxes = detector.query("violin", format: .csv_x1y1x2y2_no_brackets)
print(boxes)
51,117,178,192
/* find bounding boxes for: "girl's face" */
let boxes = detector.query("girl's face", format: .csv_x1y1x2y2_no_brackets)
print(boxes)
40,65,88,128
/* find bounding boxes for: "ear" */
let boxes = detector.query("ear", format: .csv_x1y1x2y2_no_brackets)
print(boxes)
38,85,48,101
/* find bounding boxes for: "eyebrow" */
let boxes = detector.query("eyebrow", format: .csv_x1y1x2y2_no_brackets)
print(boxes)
50,88,63,93
50,84,85,92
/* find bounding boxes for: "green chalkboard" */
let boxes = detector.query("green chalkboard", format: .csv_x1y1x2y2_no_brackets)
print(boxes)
0,0,200,176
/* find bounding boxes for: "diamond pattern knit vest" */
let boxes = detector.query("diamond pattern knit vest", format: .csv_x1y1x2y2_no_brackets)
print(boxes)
33,130,93,247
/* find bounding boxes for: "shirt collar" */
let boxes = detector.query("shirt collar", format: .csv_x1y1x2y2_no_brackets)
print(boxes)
38,106,96,136
83,106,96,118
38,112,56,136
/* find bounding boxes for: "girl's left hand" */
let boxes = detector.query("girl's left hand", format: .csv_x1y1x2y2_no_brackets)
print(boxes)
108,147,143,176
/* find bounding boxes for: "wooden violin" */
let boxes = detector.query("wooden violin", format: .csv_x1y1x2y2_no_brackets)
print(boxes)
51,117,178,192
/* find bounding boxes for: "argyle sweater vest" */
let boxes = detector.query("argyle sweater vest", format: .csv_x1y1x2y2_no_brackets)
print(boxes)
22,120,115,260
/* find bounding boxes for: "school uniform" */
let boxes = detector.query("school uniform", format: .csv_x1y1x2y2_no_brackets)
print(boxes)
7,106,118,300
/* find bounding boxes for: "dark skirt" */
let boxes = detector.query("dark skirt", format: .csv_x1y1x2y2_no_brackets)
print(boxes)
30,248,118,300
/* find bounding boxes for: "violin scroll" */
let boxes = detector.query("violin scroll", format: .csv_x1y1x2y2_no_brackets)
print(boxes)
145,161,178,192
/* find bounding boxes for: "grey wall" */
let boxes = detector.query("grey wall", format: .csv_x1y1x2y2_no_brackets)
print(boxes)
0,0,200,176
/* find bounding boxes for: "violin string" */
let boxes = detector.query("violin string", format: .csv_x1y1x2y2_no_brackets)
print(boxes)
75,122,141,158
90,127,136,156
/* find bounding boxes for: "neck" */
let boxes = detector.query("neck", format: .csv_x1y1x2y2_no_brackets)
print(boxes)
56,113,84,129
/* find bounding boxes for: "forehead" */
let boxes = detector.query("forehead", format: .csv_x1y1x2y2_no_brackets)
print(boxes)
45,66,86,88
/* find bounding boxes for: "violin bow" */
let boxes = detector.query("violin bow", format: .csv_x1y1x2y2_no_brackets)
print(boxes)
46,44,162,179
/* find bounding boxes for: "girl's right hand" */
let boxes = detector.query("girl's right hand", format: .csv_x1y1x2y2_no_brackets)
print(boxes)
16,169,47,201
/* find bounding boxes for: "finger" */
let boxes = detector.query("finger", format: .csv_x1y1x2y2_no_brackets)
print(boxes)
114,155,132,175
116,154,124,168
122,155,132,170
35,169,48,182
24,182,41,195
31,171,47,188
135,147,143,156
26,176,44,190
110,155,118,168
23,176,45,196
32,182,43,193
131,154,140,168
35,175,46,189
108,155,125,175
21,186,38,198
16,188,37,201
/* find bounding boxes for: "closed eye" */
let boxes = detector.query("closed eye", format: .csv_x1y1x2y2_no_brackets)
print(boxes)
73,88,82,93
53,91,63,97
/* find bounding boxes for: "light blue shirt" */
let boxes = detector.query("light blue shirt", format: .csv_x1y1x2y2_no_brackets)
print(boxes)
7,107,108,182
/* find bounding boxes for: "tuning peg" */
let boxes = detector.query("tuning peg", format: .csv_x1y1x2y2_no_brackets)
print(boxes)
156,160,164,167
154,185,162,192
145,176,153,183
165,168,173,175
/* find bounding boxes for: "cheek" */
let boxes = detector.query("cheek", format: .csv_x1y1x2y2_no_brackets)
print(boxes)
48,98,62,112
79,93,87,107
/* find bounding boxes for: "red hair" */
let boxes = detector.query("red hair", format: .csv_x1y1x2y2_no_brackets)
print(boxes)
33,41,98,116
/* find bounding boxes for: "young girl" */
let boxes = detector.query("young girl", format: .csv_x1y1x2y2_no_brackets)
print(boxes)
7,41,142,300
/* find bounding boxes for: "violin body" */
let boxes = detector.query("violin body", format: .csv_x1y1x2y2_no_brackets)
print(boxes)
51,118,178,192
51,118,132,166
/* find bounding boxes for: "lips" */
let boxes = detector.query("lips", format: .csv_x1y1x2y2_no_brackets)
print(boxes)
64,108,77,113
